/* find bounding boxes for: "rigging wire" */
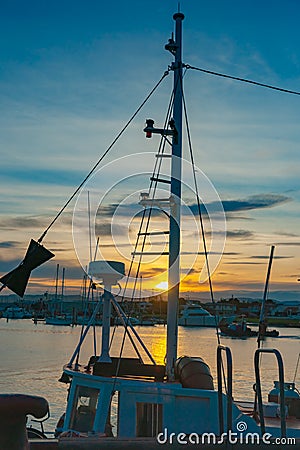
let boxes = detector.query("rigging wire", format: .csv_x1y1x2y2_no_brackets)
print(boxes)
37,70,170,244
185,64,300,96
34,54,300,373
110,300,144,362
74,237,99,368
181,77,220,343
181,79,229,396
293,353,300,385
119,89,175,306
110,91,175,366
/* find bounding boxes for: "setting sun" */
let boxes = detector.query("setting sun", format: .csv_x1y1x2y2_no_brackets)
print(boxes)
155,281,168,290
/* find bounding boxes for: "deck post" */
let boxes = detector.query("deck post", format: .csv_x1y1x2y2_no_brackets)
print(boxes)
99,284,112,362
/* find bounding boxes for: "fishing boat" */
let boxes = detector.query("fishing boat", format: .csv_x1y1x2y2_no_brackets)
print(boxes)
138,316,158,326
45,314,72,326
178,302,217,327
47,12,299,448
0,11,299,450
114,316,140,326
2,306,32,319
76,313,102,326
219,248,280,339
219,317,279,338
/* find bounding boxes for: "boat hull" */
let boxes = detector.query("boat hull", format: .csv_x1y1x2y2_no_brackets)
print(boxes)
2,307,31,319
45,317,72,326
178,316,216,327
220,327,279,338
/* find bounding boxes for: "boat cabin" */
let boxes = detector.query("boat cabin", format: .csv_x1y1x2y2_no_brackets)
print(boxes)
61,365,234,438
58,345,300,443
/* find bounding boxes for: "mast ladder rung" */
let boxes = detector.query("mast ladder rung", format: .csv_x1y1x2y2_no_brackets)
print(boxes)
131,251,169,256
138,231,170,236
150,177,171,184
139,197,172,208
155,154,172,158
140,197,171,204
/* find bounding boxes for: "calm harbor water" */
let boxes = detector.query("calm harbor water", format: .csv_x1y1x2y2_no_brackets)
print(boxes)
0,318,299,434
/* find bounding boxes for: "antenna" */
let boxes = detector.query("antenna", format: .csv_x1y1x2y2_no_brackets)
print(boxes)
178,2,181,13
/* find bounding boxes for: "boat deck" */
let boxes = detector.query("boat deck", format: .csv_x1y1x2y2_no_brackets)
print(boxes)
236,400,300,430
64,356,166,383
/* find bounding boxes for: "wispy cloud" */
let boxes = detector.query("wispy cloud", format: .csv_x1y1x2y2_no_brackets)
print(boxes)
196,194,291,218
226,230,254,239
0,216,48,230
182,251,241,256
95,222,129,237
0,258,22,272
222,194,291,212
2,168,85,187
250,255,293,260
95,193,290,222
0,241,19,248
275,242,300,247
224,261,265,265
0,2,299,295
276,231,300,237
140,267,166,277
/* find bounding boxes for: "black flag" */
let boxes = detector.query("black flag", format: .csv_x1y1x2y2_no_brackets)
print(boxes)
0,240,55,297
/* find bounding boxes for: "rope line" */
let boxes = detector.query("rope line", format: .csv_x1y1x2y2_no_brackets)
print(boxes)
181,79,230,395
110,91,175,366
37,70,169,243
186,64,300,96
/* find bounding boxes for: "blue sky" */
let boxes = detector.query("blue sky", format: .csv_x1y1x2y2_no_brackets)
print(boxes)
0,0,300,298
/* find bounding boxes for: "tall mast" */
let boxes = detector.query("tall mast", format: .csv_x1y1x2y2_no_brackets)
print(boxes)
257,245,275,346
61,267,65,314
55,263,59,301
166,12,184,380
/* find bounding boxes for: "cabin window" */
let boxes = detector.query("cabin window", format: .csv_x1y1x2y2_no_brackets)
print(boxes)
136,402,163,437
70,386,100,433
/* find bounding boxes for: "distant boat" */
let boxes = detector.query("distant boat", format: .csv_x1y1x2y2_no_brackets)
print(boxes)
45,314,72,326
178,303,217,327
2,306,31,319
138,317,157,326
220,248,280,339
76,314,102,326
32,314,46,323
219,317,279,338
114,316,140,326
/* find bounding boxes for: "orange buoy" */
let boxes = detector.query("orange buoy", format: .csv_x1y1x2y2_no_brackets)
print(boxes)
175,356,214,390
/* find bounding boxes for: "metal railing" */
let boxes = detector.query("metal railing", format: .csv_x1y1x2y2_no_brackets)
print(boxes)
217,345,233,434
254,348,286,437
